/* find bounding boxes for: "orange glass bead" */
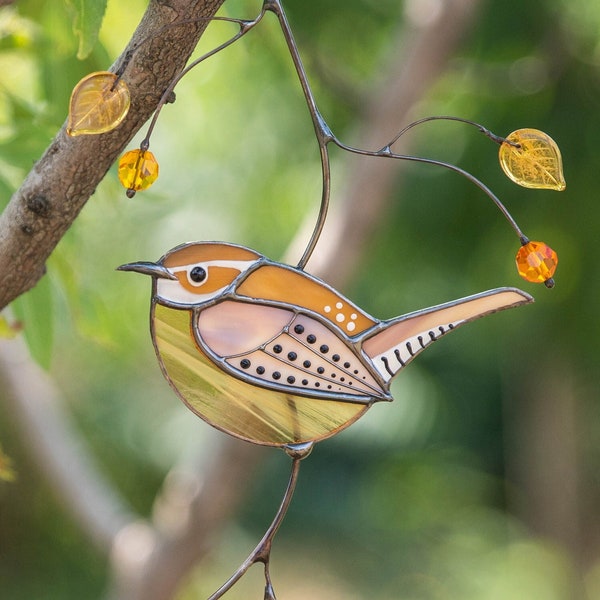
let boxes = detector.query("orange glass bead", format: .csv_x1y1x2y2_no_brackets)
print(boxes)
118,149,159,196
515,241,558,285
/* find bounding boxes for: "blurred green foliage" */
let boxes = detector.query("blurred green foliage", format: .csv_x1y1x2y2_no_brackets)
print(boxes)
67,0,109,59
0,0,598,598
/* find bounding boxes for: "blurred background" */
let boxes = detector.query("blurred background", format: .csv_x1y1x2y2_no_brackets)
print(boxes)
0,0,598,598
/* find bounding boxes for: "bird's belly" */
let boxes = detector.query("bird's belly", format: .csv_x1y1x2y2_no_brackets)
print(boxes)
152,304,374,446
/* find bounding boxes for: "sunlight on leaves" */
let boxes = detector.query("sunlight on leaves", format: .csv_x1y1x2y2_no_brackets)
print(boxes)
67,71,130,136
67,0,109,60
0,444,16,482
499,128,566,191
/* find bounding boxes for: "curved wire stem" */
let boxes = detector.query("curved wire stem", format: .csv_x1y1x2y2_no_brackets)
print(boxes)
207,442,312,600
263,0,334,270
114,17,241,79
386,114,519,148
329,136,526,240
140,12,269,151
128,0,333,267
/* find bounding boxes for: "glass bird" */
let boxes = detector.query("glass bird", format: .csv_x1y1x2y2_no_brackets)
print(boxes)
119,241,532,447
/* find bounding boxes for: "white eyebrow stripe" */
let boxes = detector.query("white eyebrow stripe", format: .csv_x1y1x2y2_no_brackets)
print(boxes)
156,278,226,304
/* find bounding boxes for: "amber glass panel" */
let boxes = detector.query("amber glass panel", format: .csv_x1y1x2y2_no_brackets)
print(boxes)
363,289,530,356
162,243,260,268
175,266,244,295
152,304,371,446
237,265,377,335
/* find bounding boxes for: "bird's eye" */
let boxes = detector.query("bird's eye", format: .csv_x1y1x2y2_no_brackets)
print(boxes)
188,266,207,284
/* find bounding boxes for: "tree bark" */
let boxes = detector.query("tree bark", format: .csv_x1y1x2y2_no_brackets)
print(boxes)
0,0,225,311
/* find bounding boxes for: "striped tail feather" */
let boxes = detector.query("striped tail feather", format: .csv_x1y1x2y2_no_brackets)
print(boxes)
361,288,532,383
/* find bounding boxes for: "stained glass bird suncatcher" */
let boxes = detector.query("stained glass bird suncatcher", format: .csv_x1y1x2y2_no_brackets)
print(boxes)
104,1,563,596
119,242,532,447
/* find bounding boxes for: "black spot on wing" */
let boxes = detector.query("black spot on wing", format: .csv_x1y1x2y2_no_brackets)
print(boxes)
224,313,387,400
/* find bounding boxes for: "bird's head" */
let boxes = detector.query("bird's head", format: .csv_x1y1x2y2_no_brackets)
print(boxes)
118,242,261,307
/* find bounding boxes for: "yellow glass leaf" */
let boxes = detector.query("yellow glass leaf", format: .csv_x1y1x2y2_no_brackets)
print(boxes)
67,71,130,136
118,149,159,196
499,128,566,191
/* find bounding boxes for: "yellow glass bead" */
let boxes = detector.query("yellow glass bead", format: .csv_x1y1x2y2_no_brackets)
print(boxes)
515,241,558,285
118,149,159,196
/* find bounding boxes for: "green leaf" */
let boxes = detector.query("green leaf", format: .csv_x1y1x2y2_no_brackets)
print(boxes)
67,0,108,60
11,275,54,370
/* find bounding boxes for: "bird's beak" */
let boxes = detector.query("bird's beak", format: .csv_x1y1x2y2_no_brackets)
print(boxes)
117,261,177,280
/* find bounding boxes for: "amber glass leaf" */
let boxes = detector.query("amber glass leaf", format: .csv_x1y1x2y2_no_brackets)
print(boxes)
499,129,566,191
515,240,558,284
118,149,159,195
67,71,130,136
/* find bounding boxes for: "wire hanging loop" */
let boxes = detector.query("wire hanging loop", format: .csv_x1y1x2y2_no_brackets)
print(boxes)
140,12,269,151
207,442,313,600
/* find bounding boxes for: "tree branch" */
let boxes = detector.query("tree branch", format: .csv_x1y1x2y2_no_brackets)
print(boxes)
0,0,225,311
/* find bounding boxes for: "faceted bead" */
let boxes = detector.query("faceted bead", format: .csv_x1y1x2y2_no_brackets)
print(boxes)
118,149,159,193
515,241,558,284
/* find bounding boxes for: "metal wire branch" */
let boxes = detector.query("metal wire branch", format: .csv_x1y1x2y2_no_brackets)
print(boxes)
261,0,528,265
207,443,313,600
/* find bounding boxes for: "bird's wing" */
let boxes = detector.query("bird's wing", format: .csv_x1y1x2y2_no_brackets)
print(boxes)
236,262,378,336
194,300,389,402
360,287,533,383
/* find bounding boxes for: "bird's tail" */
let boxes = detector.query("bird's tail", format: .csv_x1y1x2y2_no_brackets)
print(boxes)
361,287,532,383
